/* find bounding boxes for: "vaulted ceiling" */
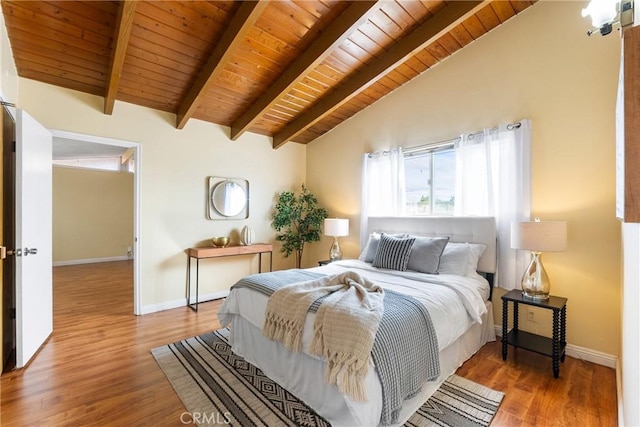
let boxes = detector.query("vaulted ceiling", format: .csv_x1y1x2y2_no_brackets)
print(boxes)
1,0,536,148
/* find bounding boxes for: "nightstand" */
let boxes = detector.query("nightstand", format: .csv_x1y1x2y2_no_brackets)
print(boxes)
318,260,331,266
501,289,567,378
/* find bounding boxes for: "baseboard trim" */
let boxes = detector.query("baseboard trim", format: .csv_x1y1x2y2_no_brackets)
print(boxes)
493,325,617,368
140,298,185,315
565,343,618,368
53,256,131,266
141,290,230,315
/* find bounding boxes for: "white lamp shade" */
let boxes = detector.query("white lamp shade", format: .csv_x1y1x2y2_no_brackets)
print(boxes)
511,220,567,252
324,218,349,237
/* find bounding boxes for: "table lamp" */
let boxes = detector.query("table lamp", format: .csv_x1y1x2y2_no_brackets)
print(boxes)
324,218,349,261
510,218,567,301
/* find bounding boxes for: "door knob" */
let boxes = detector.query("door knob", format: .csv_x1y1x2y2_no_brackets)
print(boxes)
6,248,22,257
1,248,37,257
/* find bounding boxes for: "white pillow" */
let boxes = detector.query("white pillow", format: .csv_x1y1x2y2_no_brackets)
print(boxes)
439,242,487,276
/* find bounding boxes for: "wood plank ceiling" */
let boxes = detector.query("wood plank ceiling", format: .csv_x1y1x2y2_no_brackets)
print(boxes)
1,0,536,148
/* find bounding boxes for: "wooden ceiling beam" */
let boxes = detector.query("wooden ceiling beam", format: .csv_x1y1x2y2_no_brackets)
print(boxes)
272,0,488,149
176,1,268,130
104,0,137,115
229,0,380,141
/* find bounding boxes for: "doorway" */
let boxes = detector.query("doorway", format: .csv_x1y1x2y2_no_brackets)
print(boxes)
50,131,141,315
2,127,141,373
2,104,15,371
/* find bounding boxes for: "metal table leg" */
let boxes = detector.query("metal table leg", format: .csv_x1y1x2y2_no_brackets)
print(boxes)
186,256,199,312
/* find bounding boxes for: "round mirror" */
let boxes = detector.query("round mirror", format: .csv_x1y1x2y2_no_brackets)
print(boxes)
211,180,246,217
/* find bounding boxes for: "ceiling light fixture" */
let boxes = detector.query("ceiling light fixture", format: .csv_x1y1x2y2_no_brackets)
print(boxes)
582,0,634,36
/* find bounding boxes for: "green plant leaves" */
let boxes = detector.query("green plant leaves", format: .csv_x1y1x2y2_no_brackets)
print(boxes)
271,185,328,261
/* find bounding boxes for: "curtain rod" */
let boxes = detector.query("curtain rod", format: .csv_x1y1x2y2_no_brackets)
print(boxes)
467,121,521,140
405,120,523,151
367,150,392,158
367,121,523,158
367,135,460,158
403,136,460,155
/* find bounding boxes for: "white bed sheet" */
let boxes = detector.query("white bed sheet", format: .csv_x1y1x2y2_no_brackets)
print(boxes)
217,260,496,426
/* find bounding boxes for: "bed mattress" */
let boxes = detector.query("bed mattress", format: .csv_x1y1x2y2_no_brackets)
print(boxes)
217,260,496,426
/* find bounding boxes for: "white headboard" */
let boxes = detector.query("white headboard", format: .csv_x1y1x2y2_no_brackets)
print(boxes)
365,216,497,274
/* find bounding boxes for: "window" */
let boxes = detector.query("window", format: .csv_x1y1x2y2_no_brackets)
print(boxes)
362,120,531,289
404,147,455,215
53,157,134,173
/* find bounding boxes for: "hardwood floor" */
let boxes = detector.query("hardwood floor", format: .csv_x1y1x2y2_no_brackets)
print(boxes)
458,341,617,426
0,261,617,426
1,261,223,426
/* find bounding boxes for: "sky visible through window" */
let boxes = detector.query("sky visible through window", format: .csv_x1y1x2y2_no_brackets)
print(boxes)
405,149,455,215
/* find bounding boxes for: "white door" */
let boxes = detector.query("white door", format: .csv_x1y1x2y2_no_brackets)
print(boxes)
15,109,52,368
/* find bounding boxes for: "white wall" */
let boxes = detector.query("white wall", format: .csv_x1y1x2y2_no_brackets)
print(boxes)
17,80,307,313
621,224,639,426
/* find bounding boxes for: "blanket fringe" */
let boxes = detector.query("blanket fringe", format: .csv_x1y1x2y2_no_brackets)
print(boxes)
263,313,303,352
324,350,369,401
309,322,324,356
262,271,383,402
309,305,372,401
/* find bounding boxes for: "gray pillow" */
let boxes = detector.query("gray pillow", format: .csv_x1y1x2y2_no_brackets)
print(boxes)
359,232,407,263
372,234,416,271
407,236,450,274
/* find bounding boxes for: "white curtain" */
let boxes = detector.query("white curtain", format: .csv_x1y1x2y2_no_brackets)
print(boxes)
454,120,532,289
361,148,406,245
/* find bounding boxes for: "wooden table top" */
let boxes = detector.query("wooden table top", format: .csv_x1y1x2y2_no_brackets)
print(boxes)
186,243,273,259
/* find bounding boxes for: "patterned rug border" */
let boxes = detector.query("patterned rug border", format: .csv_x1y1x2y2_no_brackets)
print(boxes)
152,329,504,427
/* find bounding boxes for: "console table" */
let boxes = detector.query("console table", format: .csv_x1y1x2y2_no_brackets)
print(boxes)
186,243,273,312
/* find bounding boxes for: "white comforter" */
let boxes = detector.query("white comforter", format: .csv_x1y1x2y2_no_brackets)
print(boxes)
217,260,491,426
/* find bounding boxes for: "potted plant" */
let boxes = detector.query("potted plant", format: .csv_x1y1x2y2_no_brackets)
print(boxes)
271,185,328,268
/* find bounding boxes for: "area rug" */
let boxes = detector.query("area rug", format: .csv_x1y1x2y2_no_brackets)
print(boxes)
151,329,504,427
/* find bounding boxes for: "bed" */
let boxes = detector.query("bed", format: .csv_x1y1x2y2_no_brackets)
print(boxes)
217,216,497,427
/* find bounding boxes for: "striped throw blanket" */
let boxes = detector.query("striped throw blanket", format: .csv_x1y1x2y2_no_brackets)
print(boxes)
263,271,384,401
229,269,440,425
